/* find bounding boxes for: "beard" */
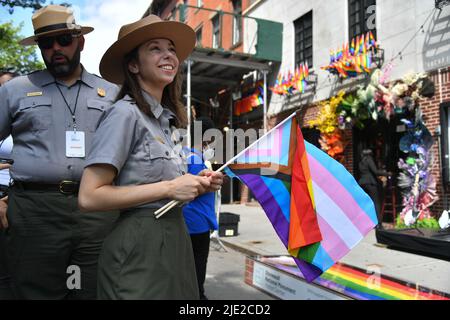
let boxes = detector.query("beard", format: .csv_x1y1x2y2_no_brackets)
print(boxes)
44,46,81,78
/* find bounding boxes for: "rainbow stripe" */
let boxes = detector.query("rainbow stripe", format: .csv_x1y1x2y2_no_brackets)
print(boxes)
225,112,377,282
263,258,450,300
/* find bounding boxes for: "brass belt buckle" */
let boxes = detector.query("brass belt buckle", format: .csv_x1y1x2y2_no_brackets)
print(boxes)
59,180,76,195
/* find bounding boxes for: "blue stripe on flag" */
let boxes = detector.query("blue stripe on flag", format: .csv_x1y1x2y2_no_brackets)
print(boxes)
260,176,291,222
311,245,335,271
279,118,291,167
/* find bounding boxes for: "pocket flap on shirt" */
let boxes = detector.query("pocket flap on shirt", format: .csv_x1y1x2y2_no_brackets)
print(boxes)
149,139,172,160
19,96,52,111
87,99,107,111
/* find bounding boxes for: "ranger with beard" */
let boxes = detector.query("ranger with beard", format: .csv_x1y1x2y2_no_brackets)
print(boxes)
0,5,119,299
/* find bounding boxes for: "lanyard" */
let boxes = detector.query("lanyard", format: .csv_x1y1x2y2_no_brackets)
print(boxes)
55,80,82,132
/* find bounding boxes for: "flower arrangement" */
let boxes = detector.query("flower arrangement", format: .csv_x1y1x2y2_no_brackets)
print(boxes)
308,91,346,160
396,110,439,228
334,68,433,129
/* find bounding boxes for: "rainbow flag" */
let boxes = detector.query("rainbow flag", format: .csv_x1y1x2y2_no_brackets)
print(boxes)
224,112,378,281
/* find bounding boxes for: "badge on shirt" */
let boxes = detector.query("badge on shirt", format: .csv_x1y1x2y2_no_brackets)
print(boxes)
155,136,165,144
66,131,85,158
97,88,106,97
26,91,43,97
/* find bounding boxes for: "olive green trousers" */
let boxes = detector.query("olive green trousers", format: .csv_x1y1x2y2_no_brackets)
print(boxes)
5,186,118,299
97,207,199,300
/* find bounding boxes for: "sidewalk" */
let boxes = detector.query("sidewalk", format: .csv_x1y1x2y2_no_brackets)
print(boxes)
217,203,450,295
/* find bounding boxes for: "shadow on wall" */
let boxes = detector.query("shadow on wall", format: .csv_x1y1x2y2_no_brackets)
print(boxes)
423,8,450,71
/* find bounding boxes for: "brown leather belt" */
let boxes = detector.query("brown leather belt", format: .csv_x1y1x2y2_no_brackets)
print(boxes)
13,180,80,195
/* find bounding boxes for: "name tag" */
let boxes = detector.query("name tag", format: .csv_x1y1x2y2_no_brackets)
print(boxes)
66,131,85,158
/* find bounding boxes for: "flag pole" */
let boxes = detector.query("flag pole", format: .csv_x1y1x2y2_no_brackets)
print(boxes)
154,111,299,218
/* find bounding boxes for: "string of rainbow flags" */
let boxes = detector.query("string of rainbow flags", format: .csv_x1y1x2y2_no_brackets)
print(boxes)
270,63,310,96
270,31,379,96
322,31,378,78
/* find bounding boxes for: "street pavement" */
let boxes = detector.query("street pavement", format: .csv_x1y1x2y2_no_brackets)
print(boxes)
204,244,274,300
208,203,450,296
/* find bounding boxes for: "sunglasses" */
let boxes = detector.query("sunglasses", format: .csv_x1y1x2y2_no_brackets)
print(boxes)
37,33,80,50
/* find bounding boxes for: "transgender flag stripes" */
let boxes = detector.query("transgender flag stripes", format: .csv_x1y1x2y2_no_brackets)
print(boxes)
224,112,377,282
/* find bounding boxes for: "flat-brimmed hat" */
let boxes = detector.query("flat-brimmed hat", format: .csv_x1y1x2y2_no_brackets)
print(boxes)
100,15,196,84
20,5,93,46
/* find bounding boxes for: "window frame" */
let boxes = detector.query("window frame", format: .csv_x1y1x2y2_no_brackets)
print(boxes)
232,0,242,46
211,14,221,49
348,0,377,40
195,25,203,47
294,10,313,68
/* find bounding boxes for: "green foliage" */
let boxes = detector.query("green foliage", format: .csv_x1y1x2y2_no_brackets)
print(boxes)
0,0,45,13
395,216,440,230
0,21,44,75
0,1,71,14
337,93,371,130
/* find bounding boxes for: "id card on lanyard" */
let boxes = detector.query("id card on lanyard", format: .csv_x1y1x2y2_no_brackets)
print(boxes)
56,74,87,158
66,131,85,158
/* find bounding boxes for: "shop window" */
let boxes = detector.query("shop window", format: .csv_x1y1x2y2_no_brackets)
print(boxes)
212,14,221,49
294,11,313,68
232,0,242,46
348,0,377,40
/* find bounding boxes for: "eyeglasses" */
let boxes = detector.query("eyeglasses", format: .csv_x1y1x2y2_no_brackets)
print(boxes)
37,33,80,50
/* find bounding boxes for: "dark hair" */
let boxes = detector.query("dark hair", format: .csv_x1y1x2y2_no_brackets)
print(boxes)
116,45,187,128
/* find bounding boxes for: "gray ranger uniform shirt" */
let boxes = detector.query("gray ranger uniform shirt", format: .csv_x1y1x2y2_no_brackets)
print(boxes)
0,68,118,183
85,91,187,209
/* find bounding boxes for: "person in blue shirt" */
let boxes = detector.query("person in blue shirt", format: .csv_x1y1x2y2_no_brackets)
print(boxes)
183,116,218,300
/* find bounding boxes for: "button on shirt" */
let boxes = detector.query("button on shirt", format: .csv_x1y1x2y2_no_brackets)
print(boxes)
85,91,187,209
0,68,119,183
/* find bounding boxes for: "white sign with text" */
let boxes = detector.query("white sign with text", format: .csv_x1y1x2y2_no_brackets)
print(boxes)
252,261,348,300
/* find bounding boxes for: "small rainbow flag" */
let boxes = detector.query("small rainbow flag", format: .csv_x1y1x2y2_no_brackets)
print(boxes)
225,112,377,281
322,31,379,78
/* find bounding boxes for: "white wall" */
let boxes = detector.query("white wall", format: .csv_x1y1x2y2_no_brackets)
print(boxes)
246,0,450,116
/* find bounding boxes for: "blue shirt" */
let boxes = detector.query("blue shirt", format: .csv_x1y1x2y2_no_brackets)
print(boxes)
182,148,218,234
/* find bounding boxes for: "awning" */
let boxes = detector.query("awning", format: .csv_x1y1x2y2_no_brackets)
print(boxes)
183,47,275,146
184,47,272,101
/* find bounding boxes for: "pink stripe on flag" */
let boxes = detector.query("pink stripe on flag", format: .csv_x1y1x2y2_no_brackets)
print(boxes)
317,214,350,262
307,156,374,234
246,128,283,159
246,149,272,157
276,125,282,161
